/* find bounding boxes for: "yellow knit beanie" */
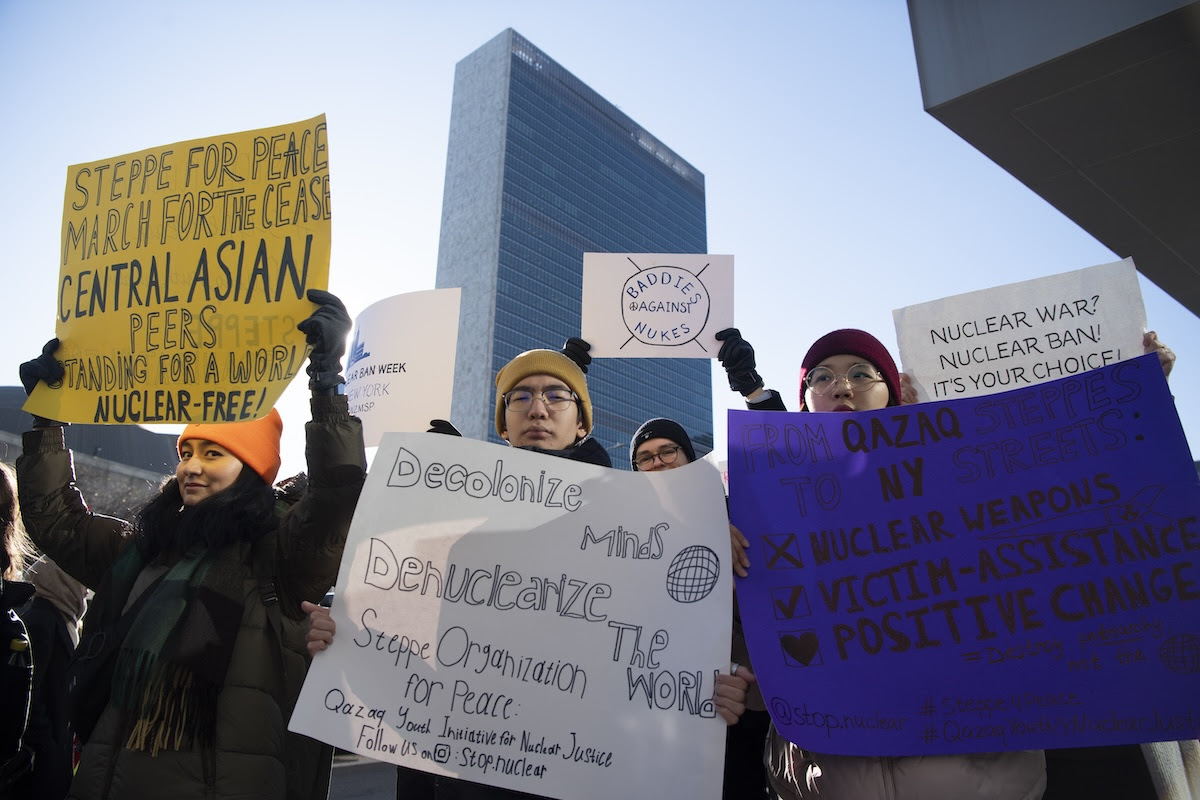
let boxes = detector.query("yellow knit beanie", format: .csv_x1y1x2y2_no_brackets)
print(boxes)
494,350,592,438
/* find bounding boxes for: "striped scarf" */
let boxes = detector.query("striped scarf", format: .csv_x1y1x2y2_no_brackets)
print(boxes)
107,540,246,755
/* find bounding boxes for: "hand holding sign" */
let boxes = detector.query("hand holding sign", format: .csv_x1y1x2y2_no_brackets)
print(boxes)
561,337,592,374
1143,331,1175,379
302,600,335,656
730,524,751,578
20,339,64,396
715,328,764,397
713,668,756,725
20,338,67,428
298,289,351,395
427,419,463,436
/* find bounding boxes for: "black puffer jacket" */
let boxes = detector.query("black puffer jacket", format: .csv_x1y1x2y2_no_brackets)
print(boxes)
0,578,35,795
21,595,79,799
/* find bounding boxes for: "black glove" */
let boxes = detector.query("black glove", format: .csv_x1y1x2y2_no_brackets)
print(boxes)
427,419,462,437
19,338,68,427
561,337,592,374
297,289,351,395
715,328,763,396
20,338,65,395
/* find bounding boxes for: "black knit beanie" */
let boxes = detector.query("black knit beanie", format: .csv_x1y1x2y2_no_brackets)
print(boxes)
629,418,697,469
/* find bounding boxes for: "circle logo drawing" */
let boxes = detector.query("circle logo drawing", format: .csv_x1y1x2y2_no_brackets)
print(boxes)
1159,633,1200,674
665,545,720,603
622,265,710,347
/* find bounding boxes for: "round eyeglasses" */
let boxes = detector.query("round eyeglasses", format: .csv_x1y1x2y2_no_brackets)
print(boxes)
804,363,883,395
633,444,683,470
503,389,578,413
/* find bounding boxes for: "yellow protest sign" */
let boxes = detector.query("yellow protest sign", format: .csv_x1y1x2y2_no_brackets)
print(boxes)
25,114,331,425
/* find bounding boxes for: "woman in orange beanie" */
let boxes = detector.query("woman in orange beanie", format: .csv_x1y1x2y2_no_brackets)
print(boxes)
15,290,366,800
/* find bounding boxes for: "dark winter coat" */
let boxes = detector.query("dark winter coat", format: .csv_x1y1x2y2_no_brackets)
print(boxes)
21,595,77,799
17,396,366,800
0,578,35,796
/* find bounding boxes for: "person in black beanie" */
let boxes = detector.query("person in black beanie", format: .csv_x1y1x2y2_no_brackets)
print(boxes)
630,418,769,800
629,417,696,471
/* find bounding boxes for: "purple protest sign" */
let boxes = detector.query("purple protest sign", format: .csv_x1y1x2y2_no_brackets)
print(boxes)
728,354,1200,756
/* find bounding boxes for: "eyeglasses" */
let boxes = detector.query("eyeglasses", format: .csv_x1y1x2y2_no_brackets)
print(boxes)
633,445,683,469
503,389,578,413
804,363,883,395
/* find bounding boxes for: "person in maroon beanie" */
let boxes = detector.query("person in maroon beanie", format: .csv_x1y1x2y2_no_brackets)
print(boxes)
722,327,1046,800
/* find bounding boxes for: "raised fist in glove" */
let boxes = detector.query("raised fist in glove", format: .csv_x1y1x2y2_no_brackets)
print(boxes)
715,328,763,396
561,337,592,374
297,289,352,395
20,338,65,395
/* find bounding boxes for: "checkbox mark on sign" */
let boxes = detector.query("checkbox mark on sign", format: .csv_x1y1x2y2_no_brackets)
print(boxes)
780,630,822,667
764,533,804,569
771,585,810,620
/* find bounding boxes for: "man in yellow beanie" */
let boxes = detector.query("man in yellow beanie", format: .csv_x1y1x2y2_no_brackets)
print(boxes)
490,339,612,467
393,339,613,798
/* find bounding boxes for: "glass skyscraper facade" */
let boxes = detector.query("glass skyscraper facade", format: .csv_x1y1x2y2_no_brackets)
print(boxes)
437,29,712,468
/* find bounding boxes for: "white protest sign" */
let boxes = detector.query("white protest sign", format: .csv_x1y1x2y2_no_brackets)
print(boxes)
290,433,732,800
893,258,1146,401
701,452,728,497
346,289,460,446
581,253,733,357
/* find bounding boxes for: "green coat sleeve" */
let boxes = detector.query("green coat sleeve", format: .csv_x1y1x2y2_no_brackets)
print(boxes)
273,395,366,619
16,426,132,591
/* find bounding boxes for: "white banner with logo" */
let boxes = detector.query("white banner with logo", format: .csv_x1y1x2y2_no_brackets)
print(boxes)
345,289,460,446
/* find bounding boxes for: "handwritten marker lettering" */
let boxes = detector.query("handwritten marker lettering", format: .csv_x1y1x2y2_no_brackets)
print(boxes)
388,448,584,511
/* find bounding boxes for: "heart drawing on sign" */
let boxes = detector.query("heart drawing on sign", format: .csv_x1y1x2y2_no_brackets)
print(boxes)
781,632,820,666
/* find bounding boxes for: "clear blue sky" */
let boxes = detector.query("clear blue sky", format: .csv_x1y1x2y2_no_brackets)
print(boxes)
2,1,1196,478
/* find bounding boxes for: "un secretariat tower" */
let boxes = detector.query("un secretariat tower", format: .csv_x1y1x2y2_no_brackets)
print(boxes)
436,29,712,468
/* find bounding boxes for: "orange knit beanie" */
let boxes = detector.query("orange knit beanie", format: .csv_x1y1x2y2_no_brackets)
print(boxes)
177,408,284,485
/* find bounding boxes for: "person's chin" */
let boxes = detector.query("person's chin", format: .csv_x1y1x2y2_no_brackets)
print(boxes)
181,485,207,501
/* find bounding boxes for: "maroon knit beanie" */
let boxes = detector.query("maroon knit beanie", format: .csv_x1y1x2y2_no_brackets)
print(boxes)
799,329,900,409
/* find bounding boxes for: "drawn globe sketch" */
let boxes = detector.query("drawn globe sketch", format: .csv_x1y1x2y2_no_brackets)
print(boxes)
1159,633,1200,674
621,264,711,347
665,545,720,603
